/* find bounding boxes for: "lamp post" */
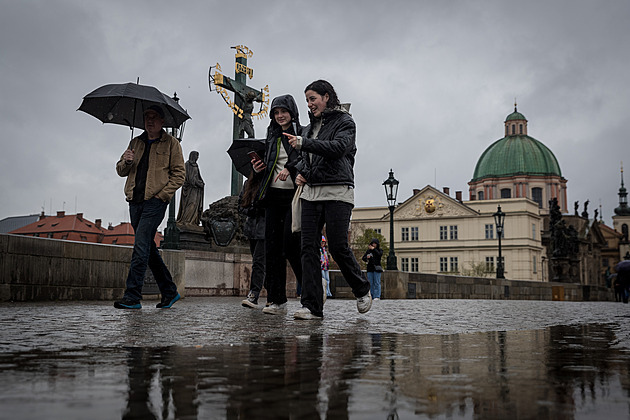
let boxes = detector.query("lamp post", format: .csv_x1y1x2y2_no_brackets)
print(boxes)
493,205,505,279
162,93,185,250
383,169,399,271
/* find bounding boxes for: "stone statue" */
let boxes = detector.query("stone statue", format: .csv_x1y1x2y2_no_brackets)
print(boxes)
581,199,589,219
177,151,205,227
237,91,257,138
594,209,598,221
574,201,579,216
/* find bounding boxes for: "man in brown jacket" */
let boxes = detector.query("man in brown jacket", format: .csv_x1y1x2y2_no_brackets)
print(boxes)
114,105,186,309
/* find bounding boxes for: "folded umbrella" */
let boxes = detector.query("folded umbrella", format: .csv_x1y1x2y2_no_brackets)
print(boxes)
227,138,266,177
78,82,191,130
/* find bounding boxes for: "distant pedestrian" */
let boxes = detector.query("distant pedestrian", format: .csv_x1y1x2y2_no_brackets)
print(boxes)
114,105,185,309
287,79,372,320
254,94,304,316
239,174,266,309
362,238,383,300
321,236,332,297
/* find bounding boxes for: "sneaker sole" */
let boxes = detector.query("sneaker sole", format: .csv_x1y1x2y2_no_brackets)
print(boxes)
158,294,181,309
114,302,142,309
241,300,259,308
294,312,323,320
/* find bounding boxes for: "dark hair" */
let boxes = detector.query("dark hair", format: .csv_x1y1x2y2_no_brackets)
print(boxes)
304,80,341,109
240,171,263,208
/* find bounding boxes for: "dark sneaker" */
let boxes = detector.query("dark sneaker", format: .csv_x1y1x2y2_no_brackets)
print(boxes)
114,298,142,309
156,293,181,309
241,292,259,308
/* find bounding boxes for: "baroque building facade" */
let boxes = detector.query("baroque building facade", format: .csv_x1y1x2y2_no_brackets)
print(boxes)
351,107,612,284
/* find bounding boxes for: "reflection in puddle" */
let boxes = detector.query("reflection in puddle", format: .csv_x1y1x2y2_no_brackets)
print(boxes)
1,324,629,419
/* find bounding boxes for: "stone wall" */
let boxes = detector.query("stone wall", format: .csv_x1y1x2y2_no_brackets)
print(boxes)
332,270,615,302
0,234,185,301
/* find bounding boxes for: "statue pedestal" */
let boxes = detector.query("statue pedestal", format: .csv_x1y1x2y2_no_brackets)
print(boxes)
176,224,212,252
551,256,575,283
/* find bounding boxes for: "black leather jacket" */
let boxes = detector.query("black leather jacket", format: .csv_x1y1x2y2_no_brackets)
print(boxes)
296,107,356,187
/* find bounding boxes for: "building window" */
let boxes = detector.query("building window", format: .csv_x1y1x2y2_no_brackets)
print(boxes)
374,228,381,234
478,191,484,200
519,124,523,134
411,227,419,241
603,258,609,267
501,188,511,198
80,235,87,241
440,226,448,240
401,257,409,272
449,225,458,240
532,188,543,208
112,240,117,245
450,257,459,272
411,258,419,272
533,256,537,273
532,223,536,240
485,256,495,271
401,227,409,241
512,124,515,135
47,232,54,238
61,234,68,240
439,257,448,272
485,224,494,239
34,233,40,237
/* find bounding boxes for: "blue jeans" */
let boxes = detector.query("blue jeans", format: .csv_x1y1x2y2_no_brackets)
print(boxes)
367,271,381,299
123,198,178,302
300,200,369,317
322,269,332,296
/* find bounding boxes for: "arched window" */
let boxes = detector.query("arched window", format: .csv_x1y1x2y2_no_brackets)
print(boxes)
519,124,523,134
478,191,484,200
512,124,515,135
501,188,511,198
532,188,543,208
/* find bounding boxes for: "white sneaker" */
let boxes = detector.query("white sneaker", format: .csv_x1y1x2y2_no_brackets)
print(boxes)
322,277,328,304
357,291,372,314
262,302,287,315
373,298,380,301
294,306,323,320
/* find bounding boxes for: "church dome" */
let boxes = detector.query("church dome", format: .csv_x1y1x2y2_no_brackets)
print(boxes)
471,108,562,182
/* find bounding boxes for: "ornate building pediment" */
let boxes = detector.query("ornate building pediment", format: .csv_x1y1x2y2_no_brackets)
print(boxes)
395,186,477,219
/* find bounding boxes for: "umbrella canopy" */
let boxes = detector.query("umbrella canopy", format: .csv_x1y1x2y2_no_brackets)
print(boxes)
615,260,630,273
227,138,266,177
78,82,191,129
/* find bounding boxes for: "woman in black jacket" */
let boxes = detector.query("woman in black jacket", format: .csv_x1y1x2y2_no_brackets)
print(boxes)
253,94,303,315
286,80,372,320
362,238,383,300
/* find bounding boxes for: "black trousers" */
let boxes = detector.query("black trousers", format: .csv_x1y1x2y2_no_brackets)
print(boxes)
265,188,302,305
300,200,369,317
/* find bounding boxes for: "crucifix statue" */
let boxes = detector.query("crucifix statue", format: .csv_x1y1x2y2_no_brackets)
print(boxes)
209,45,269,195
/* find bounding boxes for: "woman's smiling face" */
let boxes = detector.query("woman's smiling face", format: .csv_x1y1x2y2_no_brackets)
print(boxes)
305,90,329,118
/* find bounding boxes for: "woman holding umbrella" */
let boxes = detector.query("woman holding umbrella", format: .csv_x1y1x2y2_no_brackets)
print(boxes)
253,94,304,315
286,80,372,320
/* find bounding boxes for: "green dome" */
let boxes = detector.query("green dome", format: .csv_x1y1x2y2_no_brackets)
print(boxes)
505,111,527,121
472,135,562,182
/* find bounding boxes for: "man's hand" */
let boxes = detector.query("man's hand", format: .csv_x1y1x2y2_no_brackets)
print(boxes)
296,174,307,186
123,149,135,163
284,133,298,148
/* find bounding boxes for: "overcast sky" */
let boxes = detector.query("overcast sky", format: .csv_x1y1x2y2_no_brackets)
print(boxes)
1,0,628,231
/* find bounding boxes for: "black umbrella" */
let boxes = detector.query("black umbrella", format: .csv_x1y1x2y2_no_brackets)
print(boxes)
227,138,266,177
78,82,191,130
615,260,630,272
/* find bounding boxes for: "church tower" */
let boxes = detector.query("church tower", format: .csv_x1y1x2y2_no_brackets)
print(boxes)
613,165,630,257
468,105,568,213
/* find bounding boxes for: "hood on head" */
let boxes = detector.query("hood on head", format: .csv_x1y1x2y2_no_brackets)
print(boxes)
370,238,380,247
270,94,300,124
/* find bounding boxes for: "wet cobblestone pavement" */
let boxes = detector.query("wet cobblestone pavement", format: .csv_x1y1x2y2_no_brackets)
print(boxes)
1,297,630,419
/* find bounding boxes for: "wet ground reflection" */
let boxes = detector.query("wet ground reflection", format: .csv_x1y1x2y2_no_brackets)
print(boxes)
2,323,630,419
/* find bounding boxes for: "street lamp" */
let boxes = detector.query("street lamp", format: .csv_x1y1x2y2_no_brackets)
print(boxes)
162,92,185,250
383,169,399,270
493,205,505,279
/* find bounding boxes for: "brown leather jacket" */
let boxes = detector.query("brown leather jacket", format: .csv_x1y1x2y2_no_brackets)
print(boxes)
116,130,185,202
